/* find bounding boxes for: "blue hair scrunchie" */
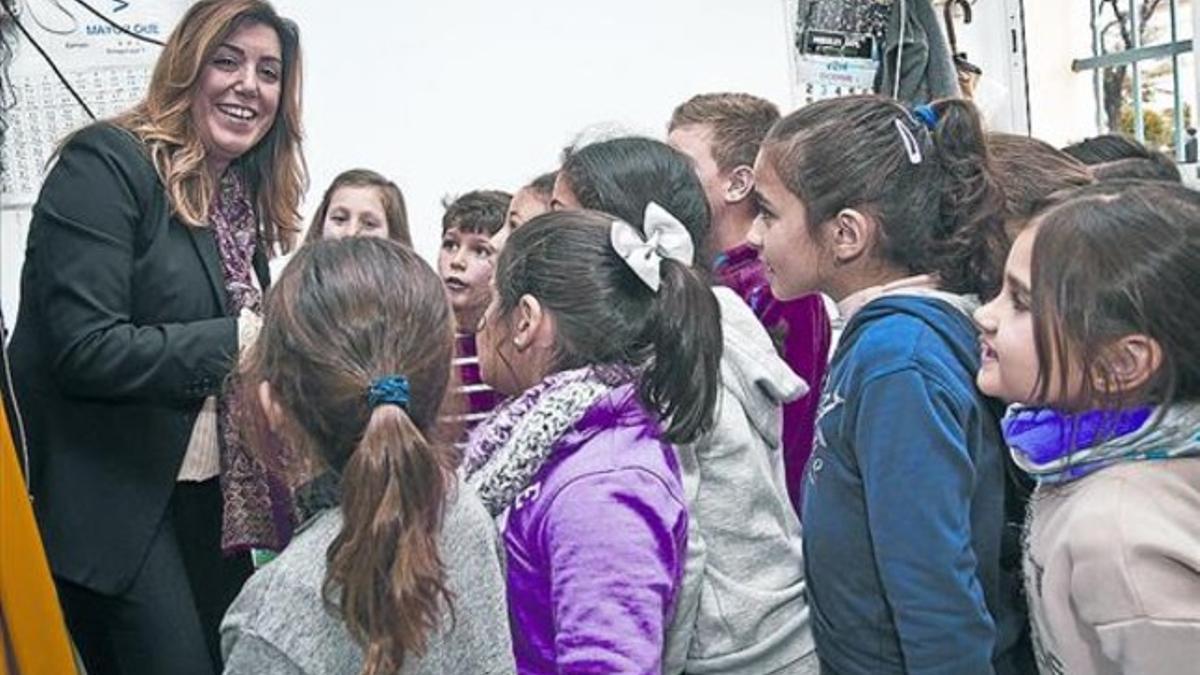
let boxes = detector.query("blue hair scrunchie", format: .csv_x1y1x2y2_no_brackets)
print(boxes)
367,375,411,410
911,104,939,131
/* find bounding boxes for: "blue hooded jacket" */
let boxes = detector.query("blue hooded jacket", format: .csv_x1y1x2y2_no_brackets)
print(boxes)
801,295,1026,675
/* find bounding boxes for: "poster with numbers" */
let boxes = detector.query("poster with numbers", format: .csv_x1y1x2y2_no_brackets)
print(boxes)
1,0,189,208
786,0,890,107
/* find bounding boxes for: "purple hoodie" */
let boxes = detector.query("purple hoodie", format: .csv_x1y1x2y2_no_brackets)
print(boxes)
713,243,831,511
501,384,688,674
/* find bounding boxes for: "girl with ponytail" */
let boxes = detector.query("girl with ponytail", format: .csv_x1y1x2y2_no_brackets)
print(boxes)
222,237,514,675
749,95,1032,674
555,136,816,674
464,208,721,673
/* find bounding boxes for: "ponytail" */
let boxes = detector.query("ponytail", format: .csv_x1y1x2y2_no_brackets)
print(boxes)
641,259,722,444
764,94,1007,298
322,403,455,675
244,238,460,675
494,211,723,445
927,99,1007,297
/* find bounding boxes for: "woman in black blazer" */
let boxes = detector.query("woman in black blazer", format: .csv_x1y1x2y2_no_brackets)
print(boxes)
7,2,305,673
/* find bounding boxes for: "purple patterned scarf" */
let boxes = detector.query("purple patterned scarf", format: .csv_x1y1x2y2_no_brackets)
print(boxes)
462,365,630,518
211,170,295,553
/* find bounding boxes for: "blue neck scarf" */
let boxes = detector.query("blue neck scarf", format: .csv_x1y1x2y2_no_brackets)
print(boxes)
1003,403,1200,484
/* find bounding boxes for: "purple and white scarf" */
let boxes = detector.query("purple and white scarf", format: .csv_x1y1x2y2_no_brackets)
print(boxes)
462,366,621,518
211,170,295,553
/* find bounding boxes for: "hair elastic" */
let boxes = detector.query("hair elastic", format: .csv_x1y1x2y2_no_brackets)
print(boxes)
367,375,411,409
911,104,939,131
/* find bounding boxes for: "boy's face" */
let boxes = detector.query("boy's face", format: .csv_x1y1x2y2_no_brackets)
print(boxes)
438,227,497,330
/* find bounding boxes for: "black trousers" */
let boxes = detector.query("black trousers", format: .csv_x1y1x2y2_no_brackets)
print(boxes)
57,479,252,675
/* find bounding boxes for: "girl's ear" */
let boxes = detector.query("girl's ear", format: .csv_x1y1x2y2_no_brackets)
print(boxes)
1096,334,1163,396
510,294,558,386
512,294,555,351
828,208,874,265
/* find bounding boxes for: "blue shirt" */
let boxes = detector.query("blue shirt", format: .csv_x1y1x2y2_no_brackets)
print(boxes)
802,295,1027,675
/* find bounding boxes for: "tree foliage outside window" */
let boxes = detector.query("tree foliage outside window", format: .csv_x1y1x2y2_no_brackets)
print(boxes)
1096,0,1190,151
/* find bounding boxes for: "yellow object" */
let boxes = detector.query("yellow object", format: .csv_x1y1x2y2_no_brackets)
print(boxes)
0,401,77,675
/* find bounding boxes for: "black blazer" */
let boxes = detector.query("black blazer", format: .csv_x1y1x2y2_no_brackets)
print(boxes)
8,123,269,594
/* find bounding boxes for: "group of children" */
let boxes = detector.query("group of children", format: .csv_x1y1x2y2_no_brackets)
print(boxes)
221,92,1200,674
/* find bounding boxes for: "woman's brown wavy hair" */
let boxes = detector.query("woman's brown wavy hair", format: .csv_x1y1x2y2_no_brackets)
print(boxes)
242,237,458,674
111,0,307,253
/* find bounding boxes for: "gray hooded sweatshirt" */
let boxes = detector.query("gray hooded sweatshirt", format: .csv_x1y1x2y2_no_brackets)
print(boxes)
664,287,817,674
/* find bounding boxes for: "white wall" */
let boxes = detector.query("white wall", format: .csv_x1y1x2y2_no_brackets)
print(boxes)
1024,0,1102,146
4,0,1137,323
1,0,794,322
943,0,1030,135
281,0,795,260
0,209,25,328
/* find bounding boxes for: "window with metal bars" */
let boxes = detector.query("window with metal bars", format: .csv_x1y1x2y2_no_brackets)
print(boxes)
1074,0,1195,161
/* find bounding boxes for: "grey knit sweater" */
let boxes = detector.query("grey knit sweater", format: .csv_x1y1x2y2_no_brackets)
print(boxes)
221,480,515,674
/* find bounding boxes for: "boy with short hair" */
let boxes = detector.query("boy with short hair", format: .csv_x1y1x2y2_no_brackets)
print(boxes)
438,190,512,432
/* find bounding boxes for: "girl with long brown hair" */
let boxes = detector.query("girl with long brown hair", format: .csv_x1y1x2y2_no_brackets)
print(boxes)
976,180,1200,673
223,237,514,675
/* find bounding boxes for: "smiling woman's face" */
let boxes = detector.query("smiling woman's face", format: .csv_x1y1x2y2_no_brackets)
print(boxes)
191,20,282,174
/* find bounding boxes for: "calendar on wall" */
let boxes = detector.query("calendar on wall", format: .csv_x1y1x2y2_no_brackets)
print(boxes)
786,0,892,106
3,66,151,203
1,0,189,208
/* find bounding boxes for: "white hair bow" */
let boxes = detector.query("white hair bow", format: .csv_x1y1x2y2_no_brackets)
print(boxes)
610,202,696,292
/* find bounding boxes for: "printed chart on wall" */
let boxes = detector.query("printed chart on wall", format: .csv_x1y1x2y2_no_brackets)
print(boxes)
786,0,890,107
1,0,189,208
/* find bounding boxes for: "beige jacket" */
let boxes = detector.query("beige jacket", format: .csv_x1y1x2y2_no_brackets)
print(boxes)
1024,457,1200,674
